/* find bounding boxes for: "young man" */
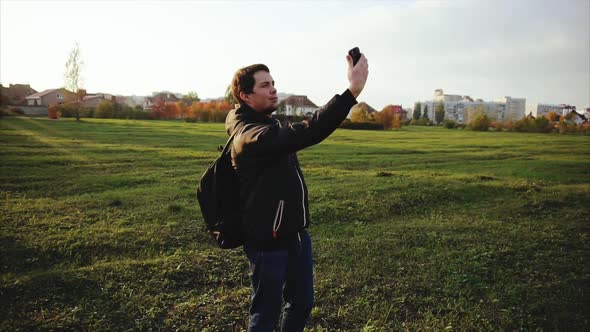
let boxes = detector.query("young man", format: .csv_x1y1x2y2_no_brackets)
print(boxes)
225,52,369,331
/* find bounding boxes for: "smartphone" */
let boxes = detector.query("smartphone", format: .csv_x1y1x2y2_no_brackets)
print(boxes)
348,47,361,66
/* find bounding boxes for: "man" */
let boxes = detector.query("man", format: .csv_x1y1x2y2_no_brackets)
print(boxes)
225,52,369,331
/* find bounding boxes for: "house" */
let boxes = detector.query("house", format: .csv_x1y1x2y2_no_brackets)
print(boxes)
25,88,76,106
80,94,115,108
117,95,147,109
277,92,293,102
0,84,37,106
144,92,180,110
537,103,576,118
564,111,587,125
276,95,318,117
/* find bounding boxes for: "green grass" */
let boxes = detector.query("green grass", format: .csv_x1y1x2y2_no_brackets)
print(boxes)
1,117,589,331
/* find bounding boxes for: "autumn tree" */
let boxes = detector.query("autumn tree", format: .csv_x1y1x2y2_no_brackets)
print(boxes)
48,104,60,119
376,109,392,130
213,100,233,122
64,42,84,121
351,107,371,122
164,103,179,119
392,113,402,129
545,111,559,122
149,99,166,119
377,105,402,130
176,100,189,120
189,102,203,120
218,101,232,112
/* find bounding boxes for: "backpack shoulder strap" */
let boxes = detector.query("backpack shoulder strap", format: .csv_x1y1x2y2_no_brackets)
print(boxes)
220,133,236,155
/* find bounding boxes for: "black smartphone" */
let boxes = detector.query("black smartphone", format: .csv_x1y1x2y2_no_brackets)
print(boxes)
348,47,361,66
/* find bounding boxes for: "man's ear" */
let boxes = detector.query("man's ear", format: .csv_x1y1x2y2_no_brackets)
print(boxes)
239,91,249,103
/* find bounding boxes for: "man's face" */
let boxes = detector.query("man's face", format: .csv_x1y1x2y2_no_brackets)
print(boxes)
242,71,278,114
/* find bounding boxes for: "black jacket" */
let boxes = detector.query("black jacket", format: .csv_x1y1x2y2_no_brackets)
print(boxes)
224,89,357,249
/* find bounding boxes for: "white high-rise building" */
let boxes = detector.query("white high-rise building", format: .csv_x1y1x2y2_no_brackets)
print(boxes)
498,96,526,121
414,89,526,124
537,103,576,117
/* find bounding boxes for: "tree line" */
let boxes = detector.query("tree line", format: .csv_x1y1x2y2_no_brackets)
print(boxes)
48,99,234,122
344,100,589,134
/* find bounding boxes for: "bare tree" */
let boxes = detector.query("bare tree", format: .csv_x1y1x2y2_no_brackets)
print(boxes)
64,42,84,121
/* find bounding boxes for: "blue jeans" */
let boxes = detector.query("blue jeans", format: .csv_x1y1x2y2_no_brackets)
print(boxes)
244,231,314,332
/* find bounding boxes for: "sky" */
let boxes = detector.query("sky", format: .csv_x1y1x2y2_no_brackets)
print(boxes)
1,0,589,113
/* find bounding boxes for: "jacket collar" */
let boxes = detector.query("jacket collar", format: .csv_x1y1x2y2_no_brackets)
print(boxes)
237,104,276,124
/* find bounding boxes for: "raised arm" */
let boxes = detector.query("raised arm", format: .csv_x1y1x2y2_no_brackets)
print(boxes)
236,53,370,156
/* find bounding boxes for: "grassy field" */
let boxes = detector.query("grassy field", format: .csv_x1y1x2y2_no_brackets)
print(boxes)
1,117,589,331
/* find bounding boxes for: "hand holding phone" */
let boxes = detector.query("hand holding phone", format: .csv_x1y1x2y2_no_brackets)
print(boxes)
347,47,368,99
348,47,361,66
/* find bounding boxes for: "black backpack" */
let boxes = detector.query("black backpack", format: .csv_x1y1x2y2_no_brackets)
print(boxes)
197,133,243,249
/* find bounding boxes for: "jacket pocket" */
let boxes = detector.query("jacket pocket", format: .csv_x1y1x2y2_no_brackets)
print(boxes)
272,200,285,239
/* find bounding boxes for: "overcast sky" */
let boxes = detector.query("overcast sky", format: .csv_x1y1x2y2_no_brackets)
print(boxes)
1,0,589,112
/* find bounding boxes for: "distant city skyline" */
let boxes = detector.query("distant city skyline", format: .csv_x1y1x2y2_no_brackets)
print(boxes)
1,0,589,113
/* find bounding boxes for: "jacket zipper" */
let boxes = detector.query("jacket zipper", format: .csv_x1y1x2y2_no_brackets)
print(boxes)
278,117,307,229
294,168,307,227
272,200,284,239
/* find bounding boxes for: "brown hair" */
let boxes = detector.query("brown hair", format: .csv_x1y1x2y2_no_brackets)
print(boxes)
231,64,270,105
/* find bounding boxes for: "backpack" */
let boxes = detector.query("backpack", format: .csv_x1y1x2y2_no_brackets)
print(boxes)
197,133,244,249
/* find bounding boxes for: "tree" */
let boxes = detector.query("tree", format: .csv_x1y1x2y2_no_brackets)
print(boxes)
377,105,404,130
422,105,429,119
48,104,60,119
56,103,80,118
534,116,552,133
115,103,133,119
465,105,485,124
200,109,211,122
468,112,490,131
64,42,84,121
183,91,200,104
149,98,166,119
225,85,237,105
176,100,189,120
163,103,179,119
413,102,421,120
351,107,371,122
96,100,113,118
435,102,445,124
391,113,402,129
189,102,203,120
112,102,122,118
545,111,559,122
376,107,393,129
